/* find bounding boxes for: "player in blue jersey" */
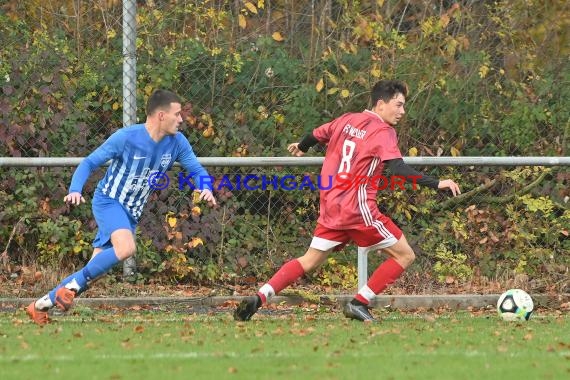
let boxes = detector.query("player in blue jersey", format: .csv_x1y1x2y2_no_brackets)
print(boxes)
26,89,217,325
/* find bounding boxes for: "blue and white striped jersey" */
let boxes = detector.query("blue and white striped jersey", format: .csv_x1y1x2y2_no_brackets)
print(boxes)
69,124,211,220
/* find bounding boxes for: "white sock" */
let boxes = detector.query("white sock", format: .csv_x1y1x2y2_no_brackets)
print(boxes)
357,285,376,303
64,278,81,292
258,284,275,303
34,294,53,310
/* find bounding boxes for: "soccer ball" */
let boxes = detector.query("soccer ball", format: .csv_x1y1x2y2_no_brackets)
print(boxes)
497,289,534,321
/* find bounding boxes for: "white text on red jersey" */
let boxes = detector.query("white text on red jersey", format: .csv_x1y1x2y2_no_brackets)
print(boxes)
342,124,367,139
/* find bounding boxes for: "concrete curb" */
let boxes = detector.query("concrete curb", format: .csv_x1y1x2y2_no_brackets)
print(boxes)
1,294,568,310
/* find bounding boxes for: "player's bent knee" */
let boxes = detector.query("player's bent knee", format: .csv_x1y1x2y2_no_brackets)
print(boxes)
395,248,415,268
298,248,328,273
407,249,416,264
110,229,137,259
114,242,136,260
297,256,319,273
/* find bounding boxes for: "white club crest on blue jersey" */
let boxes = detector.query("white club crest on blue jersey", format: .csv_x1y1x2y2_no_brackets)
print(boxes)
160,154,172,168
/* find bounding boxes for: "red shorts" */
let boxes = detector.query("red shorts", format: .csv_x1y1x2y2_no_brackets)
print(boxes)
310,218,402,254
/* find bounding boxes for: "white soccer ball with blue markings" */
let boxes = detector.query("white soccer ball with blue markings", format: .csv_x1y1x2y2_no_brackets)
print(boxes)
497,289,534,321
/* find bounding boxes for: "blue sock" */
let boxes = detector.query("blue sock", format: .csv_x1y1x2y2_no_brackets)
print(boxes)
49,248,120,303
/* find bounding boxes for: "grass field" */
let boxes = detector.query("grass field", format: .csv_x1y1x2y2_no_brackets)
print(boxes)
0,305,568,380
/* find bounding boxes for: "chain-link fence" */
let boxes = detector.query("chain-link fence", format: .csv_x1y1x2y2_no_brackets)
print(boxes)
1,157,568,292
0,1,568,291
2,1,568,156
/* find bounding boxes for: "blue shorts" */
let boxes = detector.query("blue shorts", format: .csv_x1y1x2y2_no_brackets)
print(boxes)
91,192,137,249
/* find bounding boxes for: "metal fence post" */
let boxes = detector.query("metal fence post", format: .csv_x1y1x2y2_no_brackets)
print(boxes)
357,248,368,291
122,0,138,279
122,0,137,127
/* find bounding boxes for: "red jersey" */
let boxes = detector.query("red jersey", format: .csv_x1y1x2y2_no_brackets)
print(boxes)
312,110,402,229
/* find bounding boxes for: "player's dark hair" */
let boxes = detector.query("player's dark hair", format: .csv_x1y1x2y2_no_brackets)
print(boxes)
370,80,408,105
146,89,182,116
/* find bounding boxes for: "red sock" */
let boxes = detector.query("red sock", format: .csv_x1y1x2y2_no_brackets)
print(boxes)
354,258,404,304
258,259,305,302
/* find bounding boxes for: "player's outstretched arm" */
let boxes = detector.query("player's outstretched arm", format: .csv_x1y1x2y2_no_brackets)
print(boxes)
437,179,461,196
64,192,85,205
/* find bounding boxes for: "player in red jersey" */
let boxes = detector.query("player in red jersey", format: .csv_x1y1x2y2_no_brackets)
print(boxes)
234,80,460,322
